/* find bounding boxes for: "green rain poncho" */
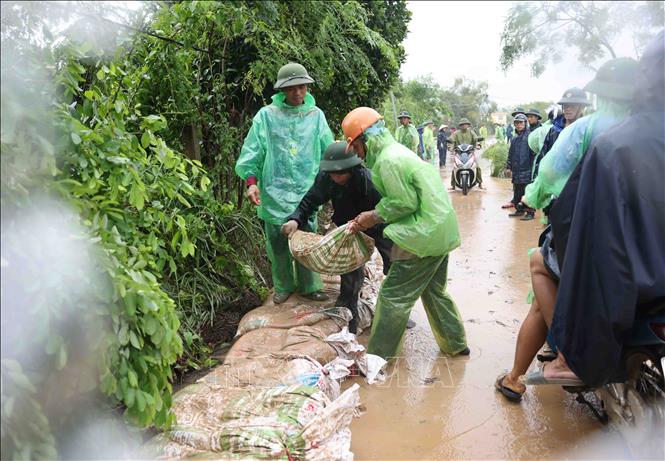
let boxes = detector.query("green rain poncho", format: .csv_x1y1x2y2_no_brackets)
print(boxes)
365,124,461,257
362,121,466,359
524,98,630,210
528,120,552,154
422,126,437,161
235,92,334,224
394,123,419,153
235,92,333,295
450,128,478,150
495,125,506,143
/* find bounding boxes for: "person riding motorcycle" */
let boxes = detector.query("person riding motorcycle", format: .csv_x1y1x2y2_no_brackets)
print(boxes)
449,118,483,190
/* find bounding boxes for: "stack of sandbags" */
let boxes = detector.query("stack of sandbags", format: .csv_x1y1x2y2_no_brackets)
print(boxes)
142,250,387,460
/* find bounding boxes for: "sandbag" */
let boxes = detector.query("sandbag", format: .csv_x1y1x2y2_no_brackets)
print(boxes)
289,224,374,276
235,303,351,338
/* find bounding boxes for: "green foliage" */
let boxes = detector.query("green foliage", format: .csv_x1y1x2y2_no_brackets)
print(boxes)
500,100,556,123
1,1,411,457
383,75,497,132
484,143,510,177
500,1,664,77
130,0,409,202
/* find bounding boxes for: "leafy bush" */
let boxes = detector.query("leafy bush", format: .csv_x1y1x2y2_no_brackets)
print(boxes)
483,143,510,177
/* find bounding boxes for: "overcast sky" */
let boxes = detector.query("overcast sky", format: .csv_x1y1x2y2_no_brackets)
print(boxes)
400,1,637,108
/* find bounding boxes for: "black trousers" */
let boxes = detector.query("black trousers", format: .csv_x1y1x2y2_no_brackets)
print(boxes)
512,182,535,213
438,148,447,166
337,232,392,333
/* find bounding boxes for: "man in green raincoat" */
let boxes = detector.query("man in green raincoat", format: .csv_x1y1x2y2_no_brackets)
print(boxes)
235,62,334,304
478,125,488,148
422,120,437,164
341,107,469,360
449,118,483,189
394,111,419,154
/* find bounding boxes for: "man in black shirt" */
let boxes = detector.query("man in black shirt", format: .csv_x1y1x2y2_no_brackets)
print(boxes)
282,141,415,333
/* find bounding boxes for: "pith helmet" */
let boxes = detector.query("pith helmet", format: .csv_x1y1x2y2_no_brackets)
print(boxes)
458,117,471,126
583,57,639,101
513,113,528,123
274,62,315,90
511,107,526,117
397,111,411,119
320,141,362,172
558,87,590,105
525,108,542,119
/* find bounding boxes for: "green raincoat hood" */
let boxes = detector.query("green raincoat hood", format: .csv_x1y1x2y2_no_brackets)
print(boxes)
271,92,316,111
362,122,461,258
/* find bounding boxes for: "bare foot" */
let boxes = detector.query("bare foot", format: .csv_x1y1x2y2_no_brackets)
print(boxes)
542,356,579,381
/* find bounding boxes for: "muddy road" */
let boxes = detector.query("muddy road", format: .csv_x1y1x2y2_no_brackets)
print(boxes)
345,152,638,460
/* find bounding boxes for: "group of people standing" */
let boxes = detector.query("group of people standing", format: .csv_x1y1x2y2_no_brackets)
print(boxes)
496,32,665,400
232,28,664,402
235,62,467,356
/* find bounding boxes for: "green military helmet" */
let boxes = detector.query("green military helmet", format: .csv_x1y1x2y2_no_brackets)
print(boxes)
423,120,434,126
274,62,315,90
397,110,412,119
511,107,526,117
583,57,639,102
458,117,471,127
319,141,362,172
525,108,542,119
558,87,590,105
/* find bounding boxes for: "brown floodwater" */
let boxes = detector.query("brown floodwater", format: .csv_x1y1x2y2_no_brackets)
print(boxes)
345,153,638,460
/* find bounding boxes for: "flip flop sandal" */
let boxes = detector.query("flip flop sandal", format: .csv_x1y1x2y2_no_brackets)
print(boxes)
495,372,524,402
523,364,584,386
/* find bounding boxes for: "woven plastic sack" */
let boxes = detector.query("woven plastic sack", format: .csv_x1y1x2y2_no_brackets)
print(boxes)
289,223,375,275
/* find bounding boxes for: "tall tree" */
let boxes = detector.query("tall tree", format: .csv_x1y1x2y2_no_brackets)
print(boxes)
500,1,664,76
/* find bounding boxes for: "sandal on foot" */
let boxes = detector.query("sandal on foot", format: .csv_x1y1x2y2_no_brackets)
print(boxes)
495,372,524,402
523,364,584,386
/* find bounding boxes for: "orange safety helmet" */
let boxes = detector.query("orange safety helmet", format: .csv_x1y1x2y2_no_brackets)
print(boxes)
341,107,384,147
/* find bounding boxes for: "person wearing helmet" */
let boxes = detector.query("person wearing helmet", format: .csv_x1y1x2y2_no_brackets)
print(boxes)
281,141,413,333
437,124,449,168
494,124,506,144
505,114,536,220
422,120,437,164
449,118,483,190
340,107,469,360
235,62,334,305
525,108,543,132
394,111,419,154
527,31,665,390
533,88,590,179
528,105,557,164
497,58,640,401
524,58,638,212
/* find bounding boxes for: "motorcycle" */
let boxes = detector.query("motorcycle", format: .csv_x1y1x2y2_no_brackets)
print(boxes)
555,301,665,441
447,139,483,195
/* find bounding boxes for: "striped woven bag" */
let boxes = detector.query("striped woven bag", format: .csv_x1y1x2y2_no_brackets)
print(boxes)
288,223,375,275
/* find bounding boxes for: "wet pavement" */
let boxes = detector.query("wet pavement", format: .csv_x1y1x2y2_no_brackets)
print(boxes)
345,152,637,460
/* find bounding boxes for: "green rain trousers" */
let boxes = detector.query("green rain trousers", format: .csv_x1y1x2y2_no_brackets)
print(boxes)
367,254,467,359
264,222,322,295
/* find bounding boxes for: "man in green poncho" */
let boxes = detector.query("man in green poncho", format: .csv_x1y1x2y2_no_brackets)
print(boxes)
422,120,437,164
449,118,483,189
394,111,419,154
341,107,469,360
235,62,334,304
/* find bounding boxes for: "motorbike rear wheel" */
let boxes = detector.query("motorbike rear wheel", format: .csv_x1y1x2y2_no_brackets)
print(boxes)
598,349,665,457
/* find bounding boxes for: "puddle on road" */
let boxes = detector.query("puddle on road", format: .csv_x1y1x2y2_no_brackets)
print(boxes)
345,157,636,460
